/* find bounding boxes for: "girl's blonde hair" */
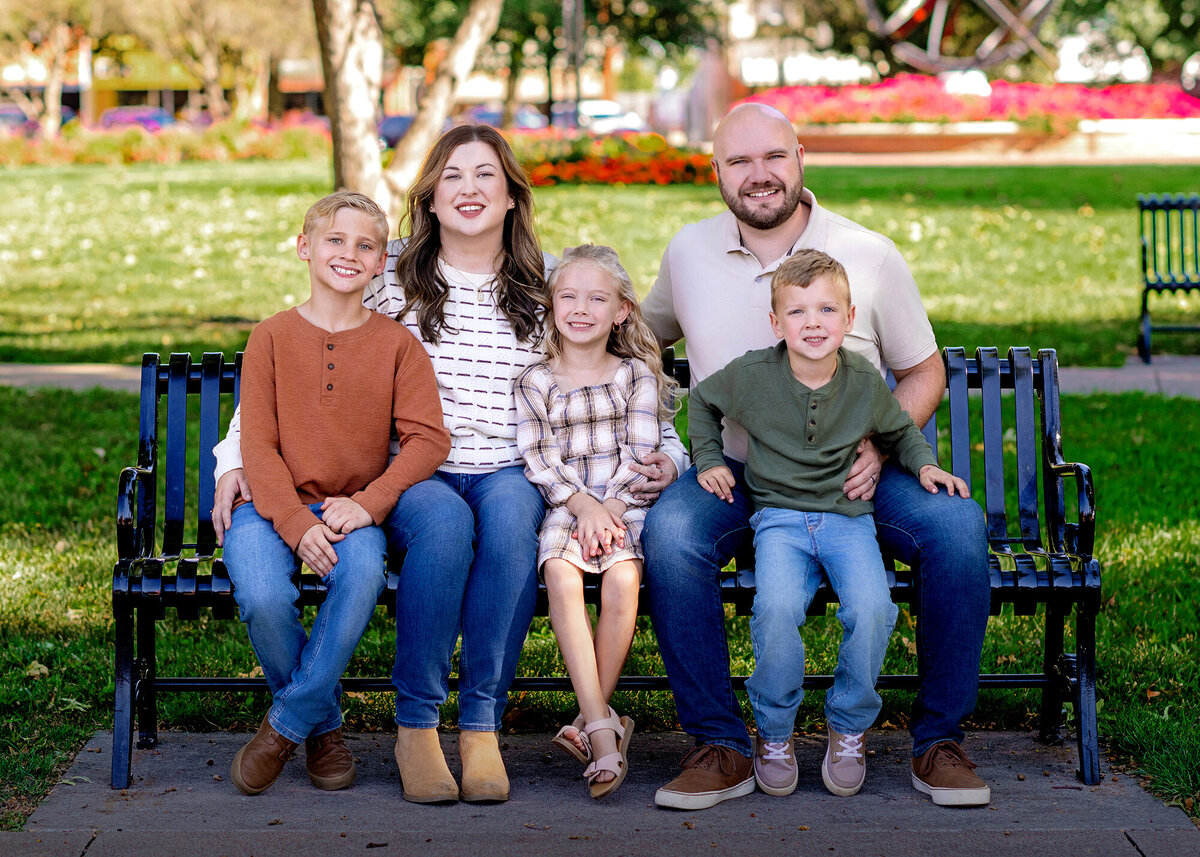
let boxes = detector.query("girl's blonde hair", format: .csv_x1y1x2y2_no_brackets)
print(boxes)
545,244,679,419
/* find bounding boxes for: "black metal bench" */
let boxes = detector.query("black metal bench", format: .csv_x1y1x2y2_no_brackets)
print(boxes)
1137,193,1200,363
112,346,1101,790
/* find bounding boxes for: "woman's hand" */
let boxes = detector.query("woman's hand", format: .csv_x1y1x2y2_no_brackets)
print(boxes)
212,468,251,546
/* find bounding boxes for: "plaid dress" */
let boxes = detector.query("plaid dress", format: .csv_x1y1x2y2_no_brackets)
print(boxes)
515,357,661,573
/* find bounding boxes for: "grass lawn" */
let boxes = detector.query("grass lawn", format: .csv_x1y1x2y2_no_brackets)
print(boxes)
1,161,1199,366
1,161,1198,826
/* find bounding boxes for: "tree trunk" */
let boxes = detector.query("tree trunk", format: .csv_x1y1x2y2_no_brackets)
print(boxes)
36,23,72,137
381,0,503,222
313,0,385,205
501,41,526,128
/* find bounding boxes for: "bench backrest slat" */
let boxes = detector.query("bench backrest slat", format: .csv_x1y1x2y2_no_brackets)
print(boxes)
1011,348,1042,549
196,353,225,556
134,355,161,559
977,348,1010,547
944,347,972,484
163,354,192,556
1038,348,1070,554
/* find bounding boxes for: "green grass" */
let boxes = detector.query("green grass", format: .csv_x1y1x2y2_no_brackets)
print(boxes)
2,161,1199,365
2,161,1200,825
1,382,1198,826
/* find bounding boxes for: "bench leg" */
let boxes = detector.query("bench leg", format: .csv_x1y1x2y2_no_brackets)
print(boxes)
135,607,159,750
1074,605,1101,785
112,601,134,789
1138,308,1152,364
1038,605,1067,746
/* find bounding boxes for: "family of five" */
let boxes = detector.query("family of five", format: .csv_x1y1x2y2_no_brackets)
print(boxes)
210,103,991,810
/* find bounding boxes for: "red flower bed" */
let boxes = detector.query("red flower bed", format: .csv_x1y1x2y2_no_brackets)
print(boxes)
743,74,1200,127
512,130,716,186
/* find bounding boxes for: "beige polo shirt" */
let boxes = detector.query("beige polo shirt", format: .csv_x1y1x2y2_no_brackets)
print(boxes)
643,188,937,462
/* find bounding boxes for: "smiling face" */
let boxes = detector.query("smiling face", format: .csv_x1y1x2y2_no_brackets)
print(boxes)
297,206,387,298
430,140,515,245
551,263,631,352
769,276,855,367
712,104,806,232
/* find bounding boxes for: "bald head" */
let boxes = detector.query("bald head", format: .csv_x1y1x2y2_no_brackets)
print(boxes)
713,103,797,161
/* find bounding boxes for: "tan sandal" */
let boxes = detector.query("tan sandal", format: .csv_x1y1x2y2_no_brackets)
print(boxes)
582,708,634,799
551,712,591,764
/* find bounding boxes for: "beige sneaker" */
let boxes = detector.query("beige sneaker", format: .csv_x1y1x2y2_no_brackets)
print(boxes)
753,737,798,796
821,728,866,796
911,741,991,806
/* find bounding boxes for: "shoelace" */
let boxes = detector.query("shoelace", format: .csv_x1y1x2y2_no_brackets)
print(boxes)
931,742,976,770
682,744,734,774
761,741,791,761
834,732,864,760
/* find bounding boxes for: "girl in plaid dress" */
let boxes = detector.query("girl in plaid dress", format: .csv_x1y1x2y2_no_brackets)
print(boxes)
515,245,678,798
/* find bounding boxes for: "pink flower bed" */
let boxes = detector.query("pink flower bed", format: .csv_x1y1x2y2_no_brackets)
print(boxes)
743,74,1200,125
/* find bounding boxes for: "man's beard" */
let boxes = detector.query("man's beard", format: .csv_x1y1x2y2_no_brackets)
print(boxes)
720,179,804,231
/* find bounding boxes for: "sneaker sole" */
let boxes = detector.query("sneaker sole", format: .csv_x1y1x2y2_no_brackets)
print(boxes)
754,766,798,797
911,773,991,806
655,774,757,810
821,751,864,797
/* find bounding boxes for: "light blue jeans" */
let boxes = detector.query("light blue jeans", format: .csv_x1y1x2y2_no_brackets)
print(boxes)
223,501,388,744
385,466,543,731
644,459,989,757
746,507,899,741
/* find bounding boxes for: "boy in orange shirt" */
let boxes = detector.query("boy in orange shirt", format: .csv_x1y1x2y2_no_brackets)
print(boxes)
223,191,450,795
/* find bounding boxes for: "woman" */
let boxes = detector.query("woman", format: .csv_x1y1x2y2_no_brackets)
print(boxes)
213,124,685,804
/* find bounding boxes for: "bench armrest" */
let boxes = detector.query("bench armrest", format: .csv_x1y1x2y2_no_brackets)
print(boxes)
1046,459,1096,557
116,464,156,560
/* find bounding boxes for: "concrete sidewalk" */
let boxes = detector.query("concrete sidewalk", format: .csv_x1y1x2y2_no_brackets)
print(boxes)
7,729,1198,857
3,354,1200,398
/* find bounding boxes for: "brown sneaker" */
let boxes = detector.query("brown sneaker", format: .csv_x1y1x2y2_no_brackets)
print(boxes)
911,741,991,806
231,716,297,796
305,727,355,791
654,744,755,810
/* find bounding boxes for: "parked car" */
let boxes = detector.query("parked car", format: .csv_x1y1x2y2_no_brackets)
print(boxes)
553,99,646,134
99,106,176,132
458,103,548,130
378,114,415,148
0,104,75,135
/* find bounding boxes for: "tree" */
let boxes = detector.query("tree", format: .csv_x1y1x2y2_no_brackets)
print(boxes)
113,0,310,121
1058,0,1200,76
0,0,93,135
313,0,502,223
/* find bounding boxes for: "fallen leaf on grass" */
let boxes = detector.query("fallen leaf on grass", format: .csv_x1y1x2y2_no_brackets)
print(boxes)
25,660,49,678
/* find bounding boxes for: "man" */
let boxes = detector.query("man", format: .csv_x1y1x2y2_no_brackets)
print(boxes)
641,102,991,810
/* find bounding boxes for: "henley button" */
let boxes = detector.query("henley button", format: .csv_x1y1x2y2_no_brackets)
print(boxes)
327,344,334,350
328,363,335,370
808,435,816,442
808,419,816,427
326,384,333,391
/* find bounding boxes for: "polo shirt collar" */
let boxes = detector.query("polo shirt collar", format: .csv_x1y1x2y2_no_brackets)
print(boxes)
721,187,825,270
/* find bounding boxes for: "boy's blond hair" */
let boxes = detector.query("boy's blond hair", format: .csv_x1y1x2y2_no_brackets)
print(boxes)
302,191,389,247
771,249,851,310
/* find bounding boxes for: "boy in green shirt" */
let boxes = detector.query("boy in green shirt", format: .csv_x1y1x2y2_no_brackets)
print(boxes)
688,249,969,799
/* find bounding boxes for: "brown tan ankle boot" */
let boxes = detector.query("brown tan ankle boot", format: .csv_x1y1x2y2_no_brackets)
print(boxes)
459,730,510,803
394,726,459,804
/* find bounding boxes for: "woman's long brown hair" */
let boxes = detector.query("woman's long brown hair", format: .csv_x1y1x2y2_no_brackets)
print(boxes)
395,124,545,344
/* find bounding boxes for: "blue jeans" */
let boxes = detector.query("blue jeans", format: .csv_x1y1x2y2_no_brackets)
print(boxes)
746,508,898,740
223,501,388,744
384,466,543,731
643,458,989,757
